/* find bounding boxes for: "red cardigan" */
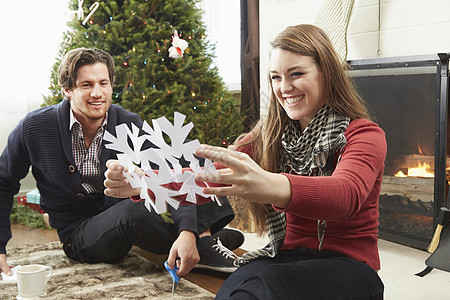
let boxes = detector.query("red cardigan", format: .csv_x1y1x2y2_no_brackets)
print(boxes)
233,119,386,271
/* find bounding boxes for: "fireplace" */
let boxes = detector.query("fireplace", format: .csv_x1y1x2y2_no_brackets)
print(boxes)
348,53,449,249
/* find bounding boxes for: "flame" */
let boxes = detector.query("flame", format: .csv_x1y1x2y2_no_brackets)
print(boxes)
394,170,407,177
417,144,423,155
394,161,434,178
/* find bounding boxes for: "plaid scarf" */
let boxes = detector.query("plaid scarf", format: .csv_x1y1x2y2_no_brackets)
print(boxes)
235,105,350,266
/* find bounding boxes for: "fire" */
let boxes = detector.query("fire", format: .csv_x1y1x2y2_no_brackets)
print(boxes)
417,144,424,155
394,161,434,178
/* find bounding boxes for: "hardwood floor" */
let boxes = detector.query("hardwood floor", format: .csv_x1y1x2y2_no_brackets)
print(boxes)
9,223,59,248
8,223,240,295
132,247,245,295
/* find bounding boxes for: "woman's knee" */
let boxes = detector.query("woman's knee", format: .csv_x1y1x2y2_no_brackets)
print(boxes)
219,260,382,300
217,262,285,300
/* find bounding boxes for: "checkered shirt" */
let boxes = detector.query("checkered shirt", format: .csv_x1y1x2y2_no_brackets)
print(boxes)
70,111,107,195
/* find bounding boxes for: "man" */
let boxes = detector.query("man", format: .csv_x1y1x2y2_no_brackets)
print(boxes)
0,48,243,277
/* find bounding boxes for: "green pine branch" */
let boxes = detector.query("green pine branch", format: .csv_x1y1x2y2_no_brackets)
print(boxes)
10,201,48,229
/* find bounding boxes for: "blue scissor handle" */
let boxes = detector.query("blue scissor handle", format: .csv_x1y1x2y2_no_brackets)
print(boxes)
164,261,180,283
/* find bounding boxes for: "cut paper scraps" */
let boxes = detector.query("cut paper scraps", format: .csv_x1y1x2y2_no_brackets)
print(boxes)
103,112,220,214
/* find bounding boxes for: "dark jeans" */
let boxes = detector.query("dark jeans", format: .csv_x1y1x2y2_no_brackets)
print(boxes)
63,197,234,263
216,248,384,300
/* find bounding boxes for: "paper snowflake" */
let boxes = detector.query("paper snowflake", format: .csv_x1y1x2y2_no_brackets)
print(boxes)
103,112,220,214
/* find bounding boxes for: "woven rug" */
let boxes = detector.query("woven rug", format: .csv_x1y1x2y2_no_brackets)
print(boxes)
0,242,215,299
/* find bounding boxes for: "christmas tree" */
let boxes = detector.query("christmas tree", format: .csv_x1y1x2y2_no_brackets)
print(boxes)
43,0,243,146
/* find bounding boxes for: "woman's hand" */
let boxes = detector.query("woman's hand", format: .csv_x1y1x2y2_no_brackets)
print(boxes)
104,160,142,198
194,145,292,208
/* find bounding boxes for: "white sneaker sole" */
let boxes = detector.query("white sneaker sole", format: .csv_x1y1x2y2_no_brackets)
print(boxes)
194,263,238,273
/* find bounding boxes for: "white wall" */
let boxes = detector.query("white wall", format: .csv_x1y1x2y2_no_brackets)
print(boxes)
348,0,450,59
259,0,450,114
0,1,72,193
0,1,72,154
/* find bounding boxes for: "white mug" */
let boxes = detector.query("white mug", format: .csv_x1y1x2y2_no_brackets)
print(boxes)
16,264,53,298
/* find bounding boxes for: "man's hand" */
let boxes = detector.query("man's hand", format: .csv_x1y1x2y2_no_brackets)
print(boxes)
166,231,199,277
104,160,142,198
0,254,12,276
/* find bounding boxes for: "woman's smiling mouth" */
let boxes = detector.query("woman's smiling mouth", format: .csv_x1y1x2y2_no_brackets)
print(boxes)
285,95,305,105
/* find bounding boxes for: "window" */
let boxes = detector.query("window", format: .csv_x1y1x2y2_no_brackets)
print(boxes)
197,0,241,91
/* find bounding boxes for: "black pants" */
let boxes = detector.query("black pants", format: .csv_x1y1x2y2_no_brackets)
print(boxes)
216,249,384,300
63,197,234,263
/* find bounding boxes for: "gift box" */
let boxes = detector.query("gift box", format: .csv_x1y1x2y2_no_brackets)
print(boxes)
26,189,41,204
17,195,27,206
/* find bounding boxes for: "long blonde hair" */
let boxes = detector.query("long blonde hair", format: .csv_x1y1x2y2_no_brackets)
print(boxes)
237,24,371,234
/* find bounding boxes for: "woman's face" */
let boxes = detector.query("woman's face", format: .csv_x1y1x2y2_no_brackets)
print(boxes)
270,48,326,130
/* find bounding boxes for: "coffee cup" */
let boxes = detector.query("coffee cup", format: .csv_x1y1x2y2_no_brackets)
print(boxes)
16,264,53,298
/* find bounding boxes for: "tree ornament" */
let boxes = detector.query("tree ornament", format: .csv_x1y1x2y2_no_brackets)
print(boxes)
168,30,188,59
82,2,99,26
77,0,85,20
64,35,73,45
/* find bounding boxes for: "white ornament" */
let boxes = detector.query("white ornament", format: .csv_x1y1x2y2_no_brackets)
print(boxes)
168,30,189,59
77,0,84,20
82,2,99,26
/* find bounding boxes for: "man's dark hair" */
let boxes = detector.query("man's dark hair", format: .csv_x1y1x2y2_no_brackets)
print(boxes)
58,47,115,91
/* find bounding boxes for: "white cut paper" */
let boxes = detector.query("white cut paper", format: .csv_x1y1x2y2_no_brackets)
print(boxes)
1,265,20,281
104,112,220,214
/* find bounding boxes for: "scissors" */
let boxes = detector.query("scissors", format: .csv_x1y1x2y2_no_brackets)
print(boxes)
164,261,180,294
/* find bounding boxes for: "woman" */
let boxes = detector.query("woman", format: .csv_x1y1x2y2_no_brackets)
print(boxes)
194,24,386,299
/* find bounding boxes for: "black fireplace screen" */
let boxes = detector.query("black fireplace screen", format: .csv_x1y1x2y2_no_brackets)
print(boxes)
348,54,449,249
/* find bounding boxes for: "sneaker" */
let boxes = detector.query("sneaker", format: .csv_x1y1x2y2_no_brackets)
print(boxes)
196,236,239,272
213,227,245,250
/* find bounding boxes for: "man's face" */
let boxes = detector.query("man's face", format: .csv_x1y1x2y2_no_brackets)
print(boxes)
64,62,112,126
